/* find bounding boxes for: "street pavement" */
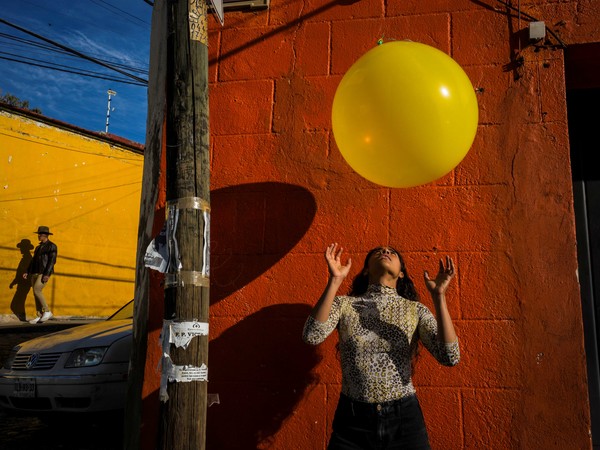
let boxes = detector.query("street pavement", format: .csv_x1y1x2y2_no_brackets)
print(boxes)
0,409,124,450
0,316,123,450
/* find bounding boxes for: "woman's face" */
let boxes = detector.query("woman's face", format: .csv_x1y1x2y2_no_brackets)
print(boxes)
366,246,403,279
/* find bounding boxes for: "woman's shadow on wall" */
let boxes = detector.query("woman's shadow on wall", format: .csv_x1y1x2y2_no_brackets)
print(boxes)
8,239,34,321
205,182,322,448
207,304,321,449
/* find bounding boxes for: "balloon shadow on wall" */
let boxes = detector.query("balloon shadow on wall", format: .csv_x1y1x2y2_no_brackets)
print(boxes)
136,182,318,449
206,182,320,447
207,303,321,449
210,182,317,305
8,239,34,321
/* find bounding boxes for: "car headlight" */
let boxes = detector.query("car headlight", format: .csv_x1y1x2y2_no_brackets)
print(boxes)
65,347,108,368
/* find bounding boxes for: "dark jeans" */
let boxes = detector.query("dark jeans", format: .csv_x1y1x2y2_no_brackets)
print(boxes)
328,393,431,450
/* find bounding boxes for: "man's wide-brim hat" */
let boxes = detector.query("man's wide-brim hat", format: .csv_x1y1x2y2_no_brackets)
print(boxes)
34,226,53,235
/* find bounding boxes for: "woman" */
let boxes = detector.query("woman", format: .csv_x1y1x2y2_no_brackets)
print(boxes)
302,243,460,450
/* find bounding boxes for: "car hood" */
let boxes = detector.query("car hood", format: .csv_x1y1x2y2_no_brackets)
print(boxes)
14,320,133,353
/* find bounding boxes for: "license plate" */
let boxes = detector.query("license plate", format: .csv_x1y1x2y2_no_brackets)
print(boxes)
13,378,36,398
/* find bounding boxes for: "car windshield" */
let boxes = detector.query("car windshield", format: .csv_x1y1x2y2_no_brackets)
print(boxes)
108,300,134,321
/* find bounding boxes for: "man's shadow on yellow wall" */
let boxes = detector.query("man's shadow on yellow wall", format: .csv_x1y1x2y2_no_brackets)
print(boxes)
9,239,34,321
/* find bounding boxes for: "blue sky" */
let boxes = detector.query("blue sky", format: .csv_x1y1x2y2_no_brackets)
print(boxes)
0,0,152,144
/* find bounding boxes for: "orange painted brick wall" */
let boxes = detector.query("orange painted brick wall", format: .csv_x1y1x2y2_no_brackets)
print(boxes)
193,1,599,448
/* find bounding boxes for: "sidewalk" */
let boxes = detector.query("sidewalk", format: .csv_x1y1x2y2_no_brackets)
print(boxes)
0,314,105,333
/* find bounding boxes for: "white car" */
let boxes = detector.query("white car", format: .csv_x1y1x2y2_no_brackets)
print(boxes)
0,301,133,414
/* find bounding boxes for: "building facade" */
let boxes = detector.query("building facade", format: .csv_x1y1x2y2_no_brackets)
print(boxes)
0,103,143,318
189,1,597,449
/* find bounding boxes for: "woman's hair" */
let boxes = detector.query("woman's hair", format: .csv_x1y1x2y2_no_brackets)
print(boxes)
348,246,419,301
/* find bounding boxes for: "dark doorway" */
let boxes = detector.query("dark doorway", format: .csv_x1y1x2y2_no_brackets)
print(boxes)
567,42,600,449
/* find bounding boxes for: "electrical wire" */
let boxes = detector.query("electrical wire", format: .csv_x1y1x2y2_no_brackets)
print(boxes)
0,51,147,85
0,54,146,86
0,33,149,76
494,0,567,48
88,0,150,27
0,17,148,84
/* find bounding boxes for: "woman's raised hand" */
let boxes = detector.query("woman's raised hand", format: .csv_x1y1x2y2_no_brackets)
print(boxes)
325,243,352,279
424,255,455,296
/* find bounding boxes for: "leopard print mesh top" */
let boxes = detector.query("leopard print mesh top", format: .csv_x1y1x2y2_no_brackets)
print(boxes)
302,284,460,403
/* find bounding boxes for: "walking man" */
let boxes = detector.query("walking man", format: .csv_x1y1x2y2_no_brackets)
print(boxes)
23,226,57,324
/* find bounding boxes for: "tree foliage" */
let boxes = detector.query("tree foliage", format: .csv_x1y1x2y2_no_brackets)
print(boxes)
0,90,42,114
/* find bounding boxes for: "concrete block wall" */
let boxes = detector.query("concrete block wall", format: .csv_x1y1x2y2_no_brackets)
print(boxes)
166,1,599,448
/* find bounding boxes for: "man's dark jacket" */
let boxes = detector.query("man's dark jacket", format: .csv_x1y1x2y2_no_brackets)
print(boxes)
27,240,58,277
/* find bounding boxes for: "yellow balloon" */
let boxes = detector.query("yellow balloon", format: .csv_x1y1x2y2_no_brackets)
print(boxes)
332,41,479,188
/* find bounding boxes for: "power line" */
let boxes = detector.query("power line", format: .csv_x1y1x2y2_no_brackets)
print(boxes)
0,32,149,75
0,52,148,85
0,31,71,55
21,0,150,32
0,54,146,86
88,0,150,27
0,17,148,84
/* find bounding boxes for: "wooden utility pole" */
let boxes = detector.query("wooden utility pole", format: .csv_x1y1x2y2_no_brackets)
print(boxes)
123,0,210,449
159,0,210,448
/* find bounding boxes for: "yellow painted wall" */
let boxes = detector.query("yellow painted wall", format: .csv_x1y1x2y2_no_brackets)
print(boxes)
0,105,143,318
